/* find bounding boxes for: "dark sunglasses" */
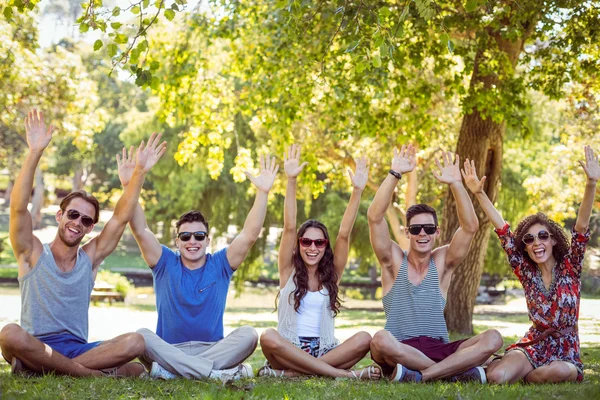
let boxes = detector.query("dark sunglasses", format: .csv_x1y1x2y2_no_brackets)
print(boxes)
522,230,552,245
408,224,437,235
177,231,208,242
299,237,329,248
66,209,94,227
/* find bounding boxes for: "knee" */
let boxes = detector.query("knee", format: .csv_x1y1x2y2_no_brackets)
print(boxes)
354,331,372,353
487,366,510,384
370,330,393,355
259,328,281,351
0,324,29,353
124,332,145,357
238,325,258,351
136,328,152,338
482,329,503,354
546,362,578,383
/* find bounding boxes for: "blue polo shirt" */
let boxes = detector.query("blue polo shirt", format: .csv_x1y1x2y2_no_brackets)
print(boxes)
152,245,234,344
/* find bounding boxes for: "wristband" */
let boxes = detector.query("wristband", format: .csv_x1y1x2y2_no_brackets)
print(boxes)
389,169,402,180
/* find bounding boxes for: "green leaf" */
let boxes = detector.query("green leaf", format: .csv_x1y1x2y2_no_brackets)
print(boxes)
150,76,160,90
164,9,175,21
93,39,103,51
112,6,120,16
447,39,455,54
345,39,361,53
150,61,160,71
107,43,118,57
171,3,180,11
79,22,89,33
3,6,14,21
114,33,128,44
372,54,382,68
465,0,478,12
131,5,141,14
111,22,122,29
143,0,150,8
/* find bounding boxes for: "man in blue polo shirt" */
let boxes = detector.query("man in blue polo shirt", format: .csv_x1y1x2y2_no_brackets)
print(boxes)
119,154,279,380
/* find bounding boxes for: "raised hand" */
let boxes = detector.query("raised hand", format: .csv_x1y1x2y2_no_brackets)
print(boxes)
135,132,167,173
284,144,308,179
391,144,417,175
348,156,370,191
116,146,136,186
579,145,600,183
245,154,279,193
461,158,486,194
24,109,55,153
433,151,462,185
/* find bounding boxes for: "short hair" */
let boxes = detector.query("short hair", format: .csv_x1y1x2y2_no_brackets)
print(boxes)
176,210,209,232
514,212,569,264
406,204,438,226
59,190,100,223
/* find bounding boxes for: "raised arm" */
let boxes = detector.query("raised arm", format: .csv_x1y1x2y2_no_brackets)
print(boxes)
118,146,163,267
333,157,369,282
432,152,479,269
278,144,308,287
574,145,599,233
367,145,416,270
9,110,54,277
83,133,166,270
227,154,279,270
461,158,506,229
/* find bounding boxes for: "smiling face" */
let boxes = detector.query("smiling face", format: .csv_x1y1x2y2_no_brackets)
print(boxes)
523,222,556,266
56,197,96,247
298,227,327,267
176,221,210,263
406,213,439,255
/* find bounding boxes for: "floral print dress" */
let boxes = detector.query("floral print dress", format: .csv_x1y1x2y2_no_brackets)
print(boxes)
495,223,590,381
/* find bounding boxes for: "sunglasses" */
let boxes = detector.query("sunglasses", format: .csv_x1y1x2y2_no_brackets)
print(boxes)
177,231,208,242
522,230,552,245
298,237,329,248
66,209,94,227
408,224,437,235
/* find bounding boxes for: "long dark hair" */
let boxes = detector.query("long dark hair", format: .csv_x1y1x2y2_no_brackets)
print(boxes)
289,220,342,316
514,212,569,265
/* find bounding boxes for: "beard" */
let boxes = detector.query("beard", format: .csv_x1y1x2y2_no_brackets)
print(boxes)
58,226,84,247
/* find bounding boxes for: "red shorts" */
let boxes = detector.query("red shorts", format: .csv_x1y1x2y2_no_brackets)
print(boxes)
401,336,467,362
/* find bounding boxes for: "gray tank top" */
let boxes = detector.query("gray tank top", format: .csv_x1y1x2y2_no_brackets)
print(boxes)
383,252,450,343
19,243,94,341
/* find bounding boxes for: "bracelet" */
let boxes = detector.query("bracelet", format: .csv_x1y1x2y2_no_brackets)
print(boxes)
389,169,402,180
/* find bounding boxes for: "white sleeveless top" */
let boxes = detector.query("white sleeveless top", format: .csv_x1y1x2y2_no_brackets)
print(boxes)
296,289,327,337
277,271,339,357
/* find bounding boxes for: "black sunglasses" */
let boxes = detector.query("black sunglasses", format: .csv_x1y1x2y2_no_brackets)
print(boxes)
66,209,94,227
522,230,552,245
408,224,437,235
299,237,329,248
177,231,208,242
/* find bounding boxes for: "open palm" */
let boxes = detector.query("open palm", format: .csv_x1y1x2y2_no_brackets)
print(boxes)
391,144,416,174
284,144,308,178
245,154,279,193
580,145,600,183
461,158,486,194
117,146,136,186
25,109,55,152
348,156,369,190
135,132,167,173
433,151,462,184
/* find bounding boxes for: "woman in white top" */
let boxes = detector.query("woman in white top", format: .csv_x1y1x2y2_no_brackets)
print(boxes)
258,144,381,380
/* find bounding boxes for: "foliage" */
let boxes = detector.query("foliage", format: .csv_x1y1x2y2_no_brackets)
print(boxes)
95,269,133,297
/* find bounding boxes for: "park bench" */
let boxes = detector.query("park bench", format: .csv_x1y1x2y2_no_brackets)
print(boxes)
90,281,123,305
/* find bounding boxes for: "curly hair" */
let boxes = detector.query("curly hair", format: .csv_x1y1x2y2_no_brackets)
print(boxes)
514,212,570,265
288,220,342,316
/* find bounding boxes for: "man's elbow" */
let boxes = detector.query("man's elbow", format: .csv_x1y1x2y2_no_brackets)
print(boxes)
367,205,382,224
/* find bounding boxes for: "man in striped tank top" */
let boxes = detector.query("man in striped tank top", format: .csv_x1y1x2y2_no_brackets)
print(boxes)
367,145,503,383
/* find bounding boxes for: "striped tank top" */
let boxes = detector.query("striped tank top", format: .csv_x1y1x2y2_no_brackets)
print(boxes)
383,252,449,343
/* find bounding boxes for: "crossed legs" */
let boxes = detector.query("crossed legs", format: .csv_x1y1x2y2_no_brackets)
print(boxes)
259,328,380,379
0,323,145,377
486,349,579,384
370,329,502,382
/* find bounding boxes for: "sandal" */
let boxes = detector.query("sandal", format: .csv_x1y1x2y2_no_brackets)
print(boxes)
350,364,382,381
257,366,285,378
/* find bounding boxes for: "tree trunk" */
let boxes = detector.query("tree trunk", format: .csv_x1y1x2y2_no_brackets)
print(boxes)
72,167,84,191
442,31,527,334
31,167,45,230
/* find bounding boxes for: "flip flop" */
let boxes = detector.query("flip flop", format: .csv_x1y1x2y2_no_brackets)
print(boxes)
257,366,285,378
350,364,382,381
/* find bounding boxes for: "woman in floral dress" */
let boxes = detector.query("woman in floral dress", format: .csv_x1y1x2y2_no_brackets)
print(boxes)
462,145,599,384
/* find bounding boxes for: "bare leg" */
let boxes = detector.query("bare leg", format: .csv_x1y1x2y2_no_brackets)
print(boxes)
319,331,372,369
420,329,503,381
525,361,578,384
486,350,534,384
0,323,100,377
370,330,436,375
259,329,377,379
72,332,146,376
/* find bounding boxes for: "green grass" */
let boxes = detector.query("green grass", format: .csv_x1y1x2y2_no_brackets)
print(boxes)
0,267,17,279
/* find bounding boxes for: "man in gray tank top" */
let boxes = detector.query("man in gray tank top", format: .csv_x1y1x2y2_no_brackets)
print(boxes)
0,109,166,377
367,145,503,383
